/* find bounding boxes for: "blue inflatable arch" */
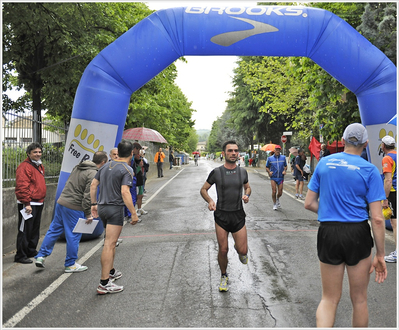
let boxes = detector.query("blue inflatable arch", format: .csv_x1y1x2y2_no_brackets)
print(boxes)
58,5,396,199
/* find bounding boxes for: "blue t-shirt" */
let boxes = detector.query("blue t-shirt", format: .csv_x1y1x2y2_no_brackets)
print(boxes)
308,152,385,223
266,154,287,179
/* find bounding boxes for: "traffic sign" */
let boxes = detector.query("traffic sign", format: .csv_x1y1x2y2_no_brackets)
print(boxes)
281,135,287,143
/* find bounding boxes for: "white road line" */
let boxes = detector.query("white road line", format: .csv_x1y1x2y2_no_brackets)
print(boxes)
3,168,185,328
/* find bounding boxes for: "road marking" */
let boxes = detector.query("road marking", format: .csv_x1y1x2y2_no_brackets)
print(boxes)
3,168,185,328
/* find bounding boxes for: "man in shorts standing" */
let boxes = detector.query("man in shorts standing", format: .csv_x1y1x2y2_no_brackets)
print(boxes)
200,140,251,292
304,123,387,327
90,140,139,294
381,135,397,263
266,145,287,210
294,148,306,199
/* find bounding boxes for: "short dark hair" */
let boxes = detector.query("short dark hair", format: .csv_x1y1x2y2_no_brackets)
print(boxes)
92,151,108,165
26,142,42,155
132,142,142,150
117,140,133,158
222,140,238,152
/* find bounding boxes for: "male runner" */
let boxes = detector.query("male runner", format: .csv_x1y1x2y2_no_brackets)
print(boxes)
266,145,287,210
91,140,139,294
200,140,251,292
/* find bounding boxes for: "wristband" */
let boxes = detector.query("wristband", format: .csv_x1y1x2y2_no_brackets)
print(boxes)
246,194,250,198
91,203,97,206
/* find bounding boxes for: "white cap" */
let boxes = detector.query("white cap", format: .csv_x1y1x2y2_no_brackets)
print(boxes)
382,135,395,147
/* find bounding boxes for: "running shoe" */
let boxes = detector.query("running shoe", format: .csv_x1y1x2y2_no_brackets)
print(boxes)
239,254,248,265
384,250,397,263
109,269,122,281
65,263,88,273
295,194,299,199
139,208,148,215
97,281,124,295
276,199,281,208
35,256,46,268
219,275,229,292
234,244,248,265
273,204,278,210
298,194,304,200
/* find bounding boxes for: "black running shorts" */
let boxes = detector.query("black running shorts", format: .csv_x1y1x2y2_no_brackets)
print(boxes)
317,220,373,266
388,191,397,219
214,208,246,233
98,204,124,227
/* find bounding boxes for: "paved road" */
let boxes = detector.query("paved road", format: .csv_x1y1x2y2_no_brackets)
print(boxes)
2,159,397,328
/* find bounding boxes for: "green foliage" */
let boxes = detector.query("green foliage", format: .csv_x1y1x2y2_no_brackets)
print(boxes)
207,111,249,153
3,2,153,121
226,56,293,145
125,62,195,151
187,128,199,153
197,129,210,142
356,2,397,65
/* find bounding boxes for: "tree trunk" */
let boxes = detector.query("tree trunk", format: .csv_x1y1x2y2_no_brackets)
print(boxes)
32,81,42,143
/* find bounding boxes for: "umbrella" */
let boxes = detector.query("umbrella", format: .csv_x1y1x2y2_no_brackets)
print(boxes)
192,151,200,155
387,114,397,126
288,147,298,156
122,127,168,143
261,144,277,152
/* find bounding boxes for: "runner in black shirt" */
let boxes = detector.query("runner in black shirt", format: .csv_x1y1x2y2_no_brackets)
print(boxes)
200,140,251,292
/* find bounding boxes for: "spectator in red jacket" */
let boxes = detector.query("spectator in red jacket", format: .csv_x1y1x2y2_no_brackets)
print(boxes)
14,142,46,264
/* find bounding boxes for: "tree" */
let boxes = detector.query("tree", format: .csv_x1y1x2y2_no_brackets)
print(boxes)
356,2,397,65
126,63,195,151
187,128,199,153
3,3,152,121
227,57,293,145
207,111,250,153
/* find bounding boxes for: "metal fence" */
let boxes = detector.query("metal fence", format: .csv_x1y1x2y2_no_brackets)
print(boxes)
2,112,67,188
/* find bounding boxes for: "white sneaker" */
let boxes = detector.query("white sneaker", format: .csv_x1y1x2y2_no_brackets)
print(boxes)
276,199,281,208
97,280,123,294
65,263,88,273
273,204,278,210
384,250,397,263
138,208,148,215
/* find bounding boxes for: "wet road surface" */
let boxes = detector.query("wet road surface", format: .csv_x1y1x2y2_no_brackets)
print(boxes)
2,159,397,328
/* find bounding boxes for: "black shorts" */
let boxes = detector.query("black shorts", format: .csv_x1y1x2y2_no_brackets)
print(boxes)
317,220,373,266
388,191,397,218
214,209,246,233
98,204,124,227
